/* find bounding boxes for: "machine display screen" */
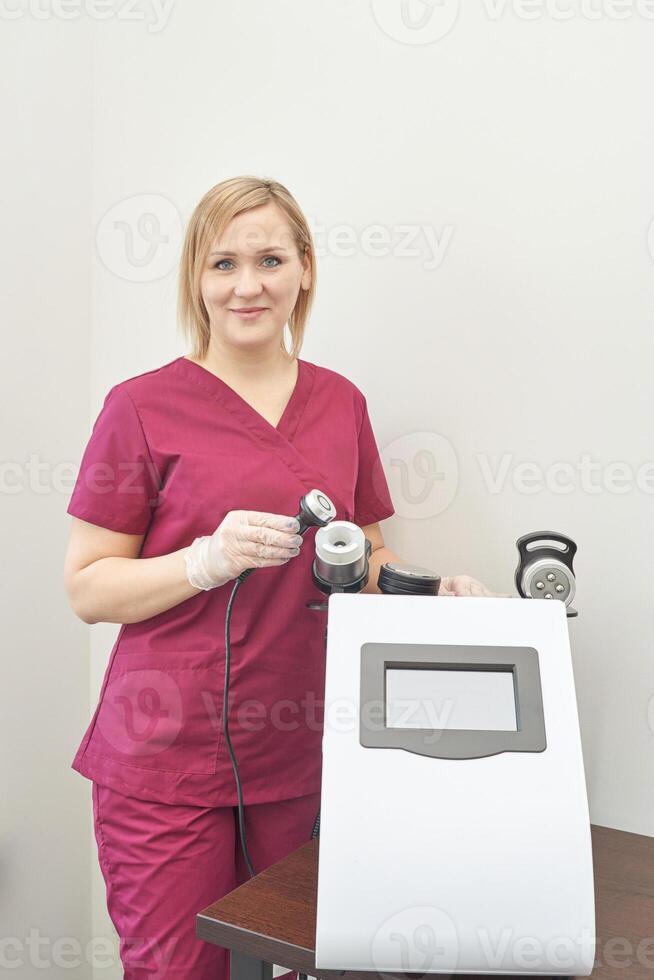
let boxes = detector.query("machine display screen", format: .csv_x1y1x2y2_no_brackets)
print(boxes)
385,667,518,731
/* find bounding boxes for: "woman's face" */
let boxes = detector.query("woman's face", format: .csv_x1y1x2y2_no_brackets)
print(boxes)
200,201,311,355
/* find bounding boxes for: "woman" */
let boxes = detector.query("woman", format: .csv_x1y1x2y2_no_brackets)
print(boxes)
64,175,505,979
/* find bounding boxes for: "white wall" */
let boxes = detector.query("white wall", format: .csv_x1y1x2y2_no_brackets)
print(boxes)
4,1,653,976
0,15,95,979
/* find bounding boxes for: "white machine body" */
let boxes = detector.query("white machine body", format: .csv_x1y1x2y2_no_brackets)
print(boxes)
315,595,595,976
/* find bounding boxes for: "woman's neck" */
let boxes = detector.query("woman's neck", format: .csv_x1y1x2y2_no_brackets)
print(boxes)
194,337,295,386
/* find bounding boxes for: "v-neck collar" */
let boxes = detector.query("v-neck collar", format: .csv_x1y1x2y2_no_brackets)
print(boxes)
173,354,315,443
170,353,349,518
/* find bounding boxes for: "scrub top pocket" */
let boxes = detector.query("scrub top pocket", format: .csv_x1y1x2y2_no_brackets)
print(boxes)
94,653,222,776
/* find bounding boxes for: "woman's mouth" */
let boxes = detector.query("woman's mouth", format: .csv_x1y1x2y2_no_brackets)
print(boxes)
230,307,268,320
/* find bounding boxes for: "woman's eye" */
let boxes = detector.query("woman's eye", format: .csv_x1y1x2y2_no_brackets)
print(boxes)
213,256,281,271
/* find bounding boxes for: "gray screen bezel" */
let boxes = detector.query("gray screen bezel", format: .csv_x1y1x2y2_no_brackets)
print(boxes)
360,643,546,759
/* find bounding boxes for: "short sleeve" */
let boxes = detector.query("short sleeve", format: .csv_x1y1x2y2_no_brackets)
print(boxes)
67,385,161,534
353,394,395,526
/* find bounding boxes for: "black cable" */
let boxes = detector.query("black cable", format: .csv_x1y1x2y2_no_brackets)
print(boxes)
225,563,322,980
223,568,257,879
223,492,332,880
224,566,320,881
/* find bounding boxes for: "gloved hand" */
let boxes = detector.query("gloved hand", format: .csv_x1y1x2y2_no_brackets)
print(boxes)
439,574,511,598
184,510,303,590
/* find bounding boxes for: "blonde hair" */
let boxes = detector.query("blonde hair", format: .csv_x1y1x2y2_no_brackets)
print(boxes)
177,176,316,360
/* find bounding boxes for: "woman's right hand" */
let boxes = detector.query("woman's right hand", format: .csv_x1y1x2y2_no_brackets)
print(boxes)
184,510,304,590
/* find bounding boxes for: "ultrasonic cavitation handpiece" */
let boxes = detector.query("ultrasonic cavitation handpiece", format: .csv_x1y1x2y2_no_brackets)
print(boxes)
237,489,336,585
377,561,441,596
515,531,578,617
295,489,337,535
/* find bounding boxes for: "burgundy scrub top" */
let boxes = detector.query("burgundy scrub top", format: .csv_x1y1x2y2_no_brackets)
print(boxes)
67,355,395,806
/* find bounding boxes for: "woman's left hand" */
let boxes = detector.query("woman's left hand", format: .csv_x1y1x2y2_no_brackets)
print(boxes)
439,574,511,598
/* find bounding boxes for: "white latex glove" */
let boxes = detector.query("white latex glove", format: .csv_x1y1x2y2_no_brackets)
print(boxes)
439,574,511,598
184,510,303,590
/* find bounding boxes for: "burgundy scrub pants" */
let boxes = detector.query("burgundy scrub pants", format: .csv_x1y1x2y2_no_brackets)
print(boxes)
92,781,321,979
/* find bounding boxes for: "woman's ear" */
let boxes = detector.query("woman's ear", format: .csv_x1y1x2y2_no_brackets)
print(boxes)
300,246,312,290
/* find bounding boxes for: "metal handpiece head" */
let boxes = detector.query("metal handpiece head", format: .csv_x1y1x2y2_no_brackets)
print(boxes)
296,489,337,532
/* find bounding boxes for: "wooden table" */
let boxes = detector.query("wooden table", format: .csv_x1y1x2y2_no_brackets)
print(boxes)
197,825,654,980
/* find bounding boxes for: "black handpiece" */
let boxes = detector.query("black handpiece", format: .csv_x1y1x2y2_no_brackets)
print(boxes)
515,531,578,617
237,489,336,584
294,488,337,534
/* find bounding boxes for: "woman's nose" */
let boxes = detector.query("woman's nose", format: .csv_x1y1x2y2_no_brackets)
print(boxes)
233,266,263,298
